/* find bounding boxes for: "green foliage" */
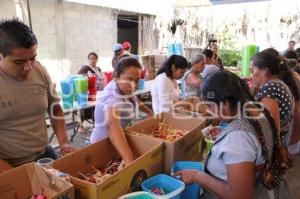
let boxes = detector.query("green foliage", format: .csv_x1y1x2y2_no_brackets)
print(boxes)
218,26,237,50
214,26,242,67
218,49,242,67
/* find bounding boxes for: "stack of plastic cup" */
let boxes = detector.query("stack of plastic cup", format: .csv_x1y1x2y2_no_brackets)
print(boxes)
168,42,183,56
60,79,73,109
75,77,88,107
138,79,145,90
67,74,82,101
88,75,97,101
168,43,175,56
174,42,183,56
241,45,259,77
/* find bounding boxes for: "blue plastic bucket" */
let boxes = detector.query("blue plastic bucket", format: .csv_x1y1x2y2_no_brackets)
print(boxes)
171,162,204,199
142,174,185,199
119,191,158,199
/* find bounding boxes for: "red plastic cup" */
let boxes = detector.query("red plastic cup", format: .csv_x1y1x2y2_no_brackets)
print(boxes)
88,75,97,89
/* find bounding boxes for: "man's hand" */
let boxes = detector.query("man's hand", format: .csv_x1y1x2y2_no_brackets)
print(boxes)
60,143,76,155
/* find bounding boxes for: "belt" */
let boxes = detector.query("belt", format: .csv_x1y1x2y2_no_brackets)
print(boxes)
4,148,47,167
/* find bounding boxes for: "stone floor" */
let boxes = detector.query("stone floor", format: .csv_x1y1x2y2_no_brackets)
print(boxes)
286,154,300,198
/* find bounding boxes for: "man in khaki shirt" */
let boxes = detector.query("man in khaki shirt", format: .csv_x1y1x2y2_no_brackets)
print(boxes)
0,19,75,172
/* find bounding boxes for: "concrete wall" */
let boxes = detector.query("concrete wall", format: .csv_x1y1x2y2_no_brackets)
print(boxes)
0,0,117,84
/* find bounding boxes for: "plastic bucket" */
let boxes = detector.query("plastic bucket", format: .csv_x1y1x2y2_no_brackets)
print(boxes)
142,174,185,199
171,162,204,199
119,191,158,199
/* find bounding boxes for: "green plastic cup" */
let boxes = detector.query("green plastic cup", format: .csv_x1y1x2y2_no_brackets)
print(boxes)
75,77,88,93
241,45,259,77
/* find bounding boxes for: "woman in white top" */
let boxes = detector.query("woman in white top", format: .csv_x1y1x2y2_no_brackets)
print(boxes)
151,55,189,114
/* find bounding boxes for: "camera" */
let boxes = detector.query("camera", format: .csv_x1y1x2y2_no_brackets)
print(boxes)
208,34,217,44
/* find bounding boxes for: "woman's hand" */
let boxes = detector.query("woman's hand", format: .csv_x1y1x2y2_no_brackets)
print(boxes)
174,169,201,185
106,107,135,166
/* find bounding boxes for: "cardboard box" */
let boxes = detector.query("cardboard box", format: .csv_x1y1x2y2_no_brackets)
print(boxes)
141,55,167,69
125,112,206,173
173,97,220,126
173,97,208,114
141,55,167,80
145,66,156,80
53,134,163,199
0,162,74,199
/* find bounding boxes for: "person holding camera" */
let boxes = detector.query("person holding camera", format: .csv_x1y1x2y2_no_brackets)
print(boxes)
211,43,224,69
204,36,224,69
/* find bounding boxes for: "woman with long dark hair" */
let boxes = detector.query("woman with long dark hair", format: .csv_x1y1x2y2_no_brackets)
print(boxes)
175,71,292,199
90,57,153,165
151,55,189,114
77,52,104,133
251,49,300,146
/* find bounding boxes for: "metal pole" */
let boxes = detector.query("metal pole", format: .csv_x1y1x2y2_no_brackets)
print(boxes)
26,0,32,29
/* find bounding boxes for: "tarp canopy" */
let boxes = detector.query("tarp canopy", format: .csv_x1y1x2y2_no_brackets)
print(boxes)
63,0,271,15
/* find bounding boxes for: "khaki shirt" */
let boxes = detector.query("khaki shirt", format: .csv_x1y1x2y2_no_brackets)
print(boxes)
0,62,60,165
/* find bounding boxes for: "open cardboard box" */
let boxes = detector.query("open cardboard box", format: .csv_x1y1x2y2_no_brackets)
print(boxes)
173,97,208,115
125,112,206,173
53,134,163,199
0,162,74,199
173,97,220,126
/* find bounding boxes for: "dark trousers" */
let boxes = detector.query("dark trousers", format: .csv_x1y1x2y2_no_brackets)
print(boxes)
35,145,58,161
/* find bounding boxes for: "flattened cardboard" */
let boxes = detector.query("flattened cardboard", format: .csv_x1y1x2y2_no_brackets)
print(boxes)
53,134,163,199
125,112,205,173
